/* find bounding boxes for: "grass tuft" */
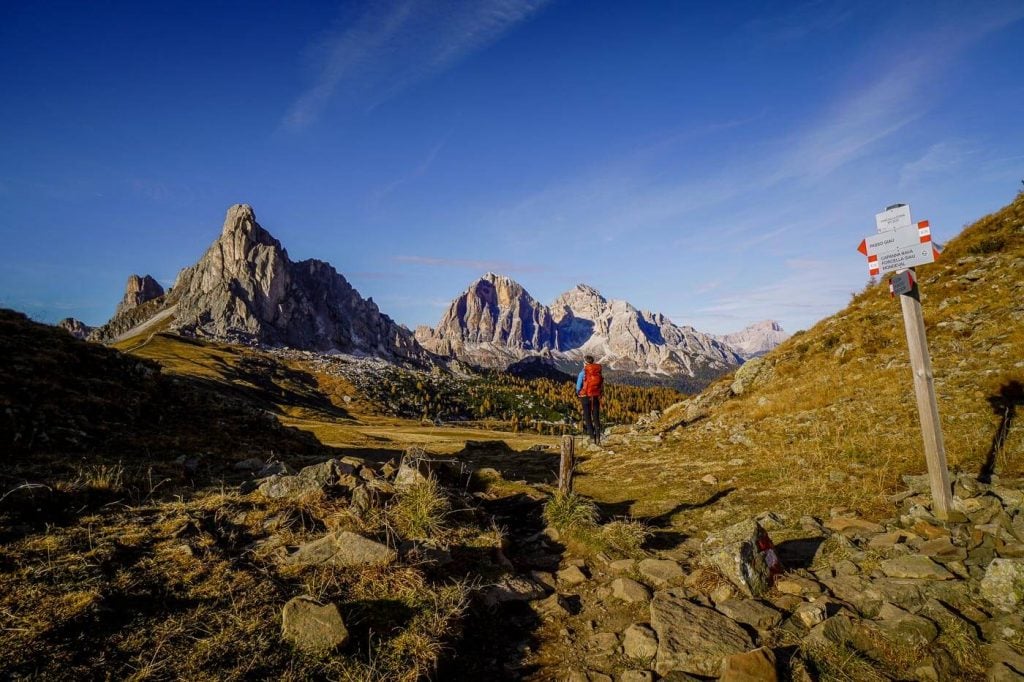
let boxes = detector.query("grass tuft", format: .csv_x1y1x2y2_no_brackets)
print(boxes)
387,477,451,539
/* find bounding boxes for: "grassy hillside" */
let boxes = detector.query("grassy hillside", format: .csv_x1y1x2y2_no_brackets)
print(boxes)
574,192,1024,529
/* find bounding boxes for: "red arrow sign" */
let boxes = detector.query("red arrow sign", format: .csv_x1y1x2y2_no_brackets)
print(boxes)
857,239,868,256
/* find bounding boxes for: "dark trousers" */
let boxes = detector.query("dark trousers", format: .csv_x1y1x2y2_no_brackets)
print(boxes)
580,396,601,441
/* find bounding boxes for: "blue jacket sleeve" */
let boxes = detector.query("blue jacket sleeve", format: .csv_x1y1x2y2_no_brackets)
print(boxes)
576,370,585,393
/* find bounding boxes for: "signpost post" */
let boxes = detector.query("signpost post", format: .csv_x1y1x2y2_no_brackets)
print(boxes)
857,204,953,520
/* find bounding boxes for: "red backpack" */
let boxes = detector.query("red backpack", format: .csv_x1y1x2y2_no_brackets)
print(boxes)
581,363,603,397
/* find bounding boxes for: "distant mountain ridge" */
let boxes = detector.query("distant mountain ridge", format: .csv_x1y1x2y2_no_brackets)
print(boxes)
417,274,770,386
714,320,790,358
91,205,423,361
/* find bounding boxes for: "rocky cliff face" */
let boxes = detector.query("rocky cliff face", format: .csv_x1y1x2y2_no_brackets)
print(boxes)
94,205,423,360
420,277,743,381
57,317,94,339
715,320,789,358
417,273,556,366
117,275,165,315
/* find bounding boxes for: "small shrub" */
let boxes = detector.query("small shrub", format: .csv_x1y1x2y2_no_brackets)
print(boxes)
598,520,650,557
388,477,450,539
967,236,1006,255
543,492,598,532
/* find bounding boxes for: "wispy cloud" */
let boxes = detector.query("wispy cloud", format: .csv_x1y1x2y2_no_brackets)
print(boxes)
394,255,547,274
283,0,550,130
898,140,974,189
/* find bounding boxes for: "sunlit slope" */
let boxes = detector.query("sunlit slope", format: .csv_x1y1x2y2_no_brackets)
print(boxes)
577,193,1024,527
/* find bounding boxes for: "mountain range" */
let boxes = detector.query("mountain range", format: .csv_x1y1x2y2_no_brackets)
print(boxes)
83,204,787,387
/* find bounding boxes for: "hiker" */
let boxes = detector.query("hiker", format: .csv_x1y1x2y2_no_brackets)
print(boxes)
576,355,603,444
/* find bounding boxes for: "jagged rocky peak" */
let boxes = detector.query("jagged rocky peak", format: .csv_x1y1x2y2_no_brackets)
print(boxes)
57,318,94,340
551,283,607,323
418,273,557,361
117,274,164,314
164,204,421,358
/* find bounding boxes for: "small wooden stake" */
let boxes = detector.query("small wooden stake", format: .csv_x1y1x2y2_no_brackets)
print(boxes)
898,270,953,519
559,435,575,494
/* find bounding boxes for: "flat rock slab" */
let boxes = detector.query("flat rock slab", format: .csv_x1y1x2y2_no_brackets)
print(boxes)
650,588,753,677
638,558,684,587
824,517,884,536
716,598,782,630
720,647,778,682
916,537,967,562
482,575,547,607
281,597,349,654
285,531,396,568
558,565,588,586
880,555,954,580
623,623,659,659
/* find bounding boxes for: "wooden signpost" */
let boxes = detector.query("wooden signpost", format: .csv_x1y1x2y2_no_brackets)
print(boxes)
858,204,953,520
559,435,575,494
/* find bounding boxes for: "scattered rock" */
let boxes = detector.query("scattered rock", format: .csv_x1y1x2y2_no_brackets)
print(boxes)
618,671,654,682
874,602,938,647
284,531,396,568
720,647,778,682
281,596,349,654
793,600,828,628
716,599,782,630
638,558,684,587
558,565,589,586
824,517,883,536
535,593,573,618
649,588,754,677
483,575,547,607
611,577,652,603
622,623,658,659
980,558,1024,611
879,555,954,580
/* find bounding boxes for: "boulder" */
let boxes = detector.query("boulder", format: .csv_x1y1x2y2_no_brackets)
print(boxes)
281,596,349,654
700,519,781,597
649,588,753,677
284,531,396,568
720,647,778,682
980,558,1024,611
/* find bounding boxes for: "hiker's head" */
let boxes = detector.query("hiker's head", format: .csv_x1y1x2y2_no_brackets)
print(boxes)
584,355,595,364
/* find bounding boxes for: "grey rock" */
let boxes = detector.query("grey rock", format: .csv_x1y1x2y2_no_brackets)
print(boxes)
701,519,779,597
284,531,396,568
716,598,782,630
719,647,779,682
874,602,939,647
980,558,1024,611
558,565,589,586
482,575,547,607
57,317,94,339
281,596,349,654
611,577,652,603
649,588,753,677
880,555,954,580
622,622,658,659
638,558,684,587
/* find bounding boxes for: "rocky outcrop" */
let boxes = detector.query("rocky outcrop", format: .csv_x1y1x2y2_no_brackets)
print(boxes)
418,277,743,382
93,205,424,360
117,274,165,315
715,320,789,358
281,597,349,654
57,318,93,339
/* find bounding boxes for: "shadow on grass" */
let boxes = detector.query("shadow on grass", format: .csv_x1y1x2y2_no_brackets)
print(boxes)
980,380,1023,483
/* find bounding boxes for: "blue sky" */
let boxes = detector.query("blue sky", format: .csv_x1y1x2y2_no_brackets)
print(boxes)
2,1,1022,335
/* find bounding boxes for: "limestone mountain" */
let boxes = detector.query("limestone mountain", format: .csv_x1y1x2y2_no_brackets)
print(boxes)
89,274,169,342
415,273,557,366
418,276,742,386
93,205,423,360
714,320,789,358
